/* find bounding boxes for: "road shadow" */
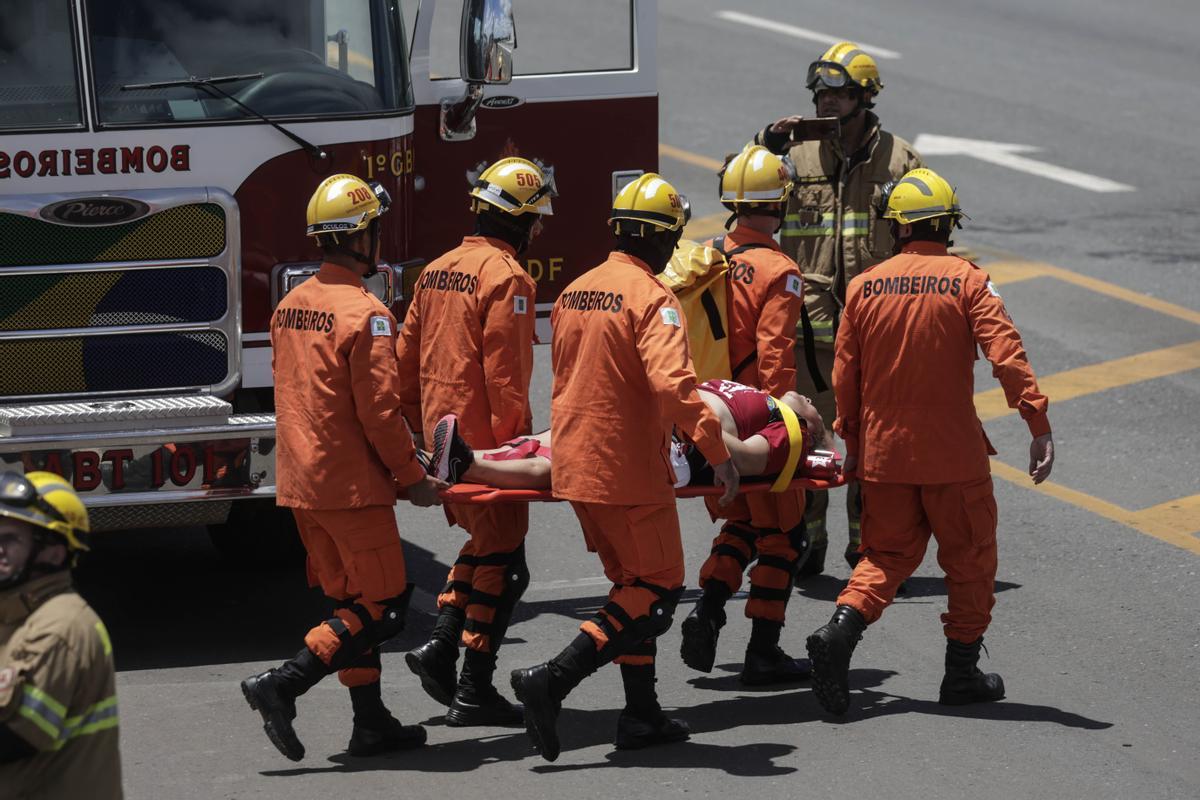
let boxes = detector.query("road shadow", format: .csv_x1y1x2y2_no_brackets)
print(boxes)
847,687,1112,730
794,575,1021,603
74,527,455,671
261,669,899,777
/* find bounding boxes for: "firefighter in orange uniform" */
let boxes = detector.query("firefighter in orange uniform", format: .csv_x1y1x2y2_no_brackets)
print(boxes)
240,175,445,761
510,174,739,761
680,146,813,684
398,158,553,726
805,169,1055,716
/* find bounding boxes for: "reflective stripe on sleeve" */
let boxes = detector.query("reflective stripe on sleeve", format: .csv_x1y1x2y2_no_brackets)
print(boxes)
19,685,66,741
781,212,834,237
18,687,118,750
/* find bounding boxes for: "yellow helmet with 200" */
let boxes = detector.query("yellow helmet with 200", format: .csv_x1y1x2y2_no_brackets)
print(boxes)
609,173,690,237
719,145,794,210
469,157,556,216
305,174,392,241
883,168,965,226
0,471,90,552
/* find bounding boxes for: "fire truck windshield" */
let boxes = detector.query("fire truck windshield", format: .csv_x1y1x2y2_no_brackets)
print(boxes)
84,0,411,126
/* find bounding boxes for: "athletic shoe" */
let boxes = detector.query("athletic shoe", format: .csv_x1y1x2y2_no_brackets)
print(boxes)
429,414,474,484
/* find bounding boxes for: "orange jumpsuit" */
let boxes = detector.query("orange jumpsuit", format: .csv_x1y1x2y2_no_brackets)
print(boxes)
272,261,426,685
698,227,807,623
396,236,536,653
552,251,731,664
833,241,1050,642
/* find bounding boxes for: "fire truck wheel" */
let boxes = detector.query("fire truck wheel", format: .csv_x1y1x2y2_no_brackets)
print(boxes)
208,499,305,568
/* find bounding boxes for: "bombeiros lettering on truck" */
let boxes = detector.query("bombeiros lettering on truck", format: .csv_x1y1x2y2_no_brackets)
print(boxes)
0,0,658,557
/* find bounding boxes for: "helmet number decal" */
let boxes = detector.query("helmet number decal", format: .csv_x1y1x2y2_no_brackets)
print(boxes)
515,172,541,188
667,193,681,208
347,186,374,205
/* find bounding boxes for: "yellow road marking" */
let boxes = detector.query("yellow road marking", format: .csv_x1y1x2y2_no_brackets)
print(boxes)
989,460,1200,555
982,260,1048,287
969,247,1200,327
974,340,1200,421
659,143,724,172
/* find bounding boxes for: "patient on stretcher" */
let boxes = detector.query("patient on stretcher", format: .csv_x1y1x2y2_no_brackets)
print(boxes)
420,380,835,491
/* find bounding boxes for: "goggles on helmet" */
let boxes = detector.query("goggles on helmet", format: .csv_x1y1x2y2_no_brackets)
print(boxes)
368,181,392,215
806,61,859,92
0,473,68,527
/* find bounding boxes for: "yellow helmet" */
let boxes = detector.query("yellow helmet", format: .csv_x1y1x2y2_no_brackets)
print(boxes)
0,471,90,552
719,145,794,209
469,157,556,216
305,174,392,239
806,41,883,96
883,168,964,225
609,173,689,236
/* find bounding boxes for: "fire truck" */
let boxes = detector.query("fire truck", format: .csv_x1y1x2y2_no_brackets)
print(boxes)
0,0,658,557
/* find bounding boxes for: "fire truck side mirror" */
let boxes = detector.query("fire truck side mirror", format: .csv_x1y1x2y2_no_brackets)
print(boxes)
461,0,516,85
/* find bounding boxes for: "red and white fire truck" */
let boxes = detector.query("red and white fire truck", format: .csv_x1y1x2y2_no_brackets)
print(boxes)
0,0,658,555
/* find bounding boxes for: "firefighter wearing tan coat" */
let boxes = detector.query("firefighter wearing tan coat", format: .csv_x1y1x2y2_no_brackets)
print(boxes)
679,146,814,685
510,174,739,762
805,169,1055,717
0,472,121,800
399,158,552,728
240,175,445,763
754,42,923,574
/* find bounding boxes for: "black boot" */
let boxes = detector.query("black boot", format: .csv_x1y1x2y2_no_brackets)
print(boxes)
615,663,690,750
241,648,327,761
679,583,730,673
510,632,599,762
345,681,427,756
740,619,811,685
447,649,524,727
805,605,867,715
939,637,1005,705
405,605,464,707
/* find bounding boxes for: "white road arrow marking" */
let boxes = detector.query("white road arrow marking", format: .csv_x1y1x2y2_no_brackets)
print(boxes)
913,133,1135,193
715,10,902,60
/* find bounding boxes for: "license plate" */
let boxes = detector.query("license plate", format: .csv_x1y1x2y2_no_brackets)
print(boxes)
3,438,268,496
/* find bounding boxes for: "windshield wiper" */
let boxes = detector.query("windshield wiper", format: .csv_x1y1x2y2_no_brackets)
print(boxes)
121,73,327,159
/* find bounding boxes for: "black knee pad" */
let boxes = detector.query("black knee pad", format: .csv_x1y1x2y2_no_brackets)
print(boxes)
787,524,811,570
501,545,530,607
372,582,414,644
634,580,684,639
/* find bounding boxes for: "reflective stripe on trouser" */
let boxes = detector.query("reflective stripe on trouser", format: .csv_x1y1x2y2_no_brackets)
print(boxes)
569,501,685,666
293,506,409,668
437,502,529,653
837,478,998,642
795,341,862,548
699,522,800,623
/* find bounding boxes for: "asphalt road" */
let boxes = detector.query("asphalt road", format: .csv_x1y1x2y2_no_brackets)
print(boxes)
75,1,1200,798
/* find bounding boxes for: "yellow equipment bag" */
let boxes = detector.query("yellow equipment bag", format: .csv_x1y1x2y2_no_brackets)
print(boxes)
659,239,733,383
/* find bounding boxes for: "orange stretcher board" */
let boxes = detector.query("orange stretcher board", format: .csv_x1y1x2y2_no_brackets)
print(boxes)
439,475,846,505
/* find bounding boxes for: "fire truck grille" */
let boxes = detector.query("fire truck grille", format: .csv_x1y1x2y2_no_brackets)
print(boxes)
0,203,225,266
0,267,228,332
0,331,228,396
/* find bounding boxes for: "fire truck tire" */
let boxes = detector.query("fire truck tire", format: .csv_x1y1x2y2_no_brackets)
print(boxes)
208,498,305,568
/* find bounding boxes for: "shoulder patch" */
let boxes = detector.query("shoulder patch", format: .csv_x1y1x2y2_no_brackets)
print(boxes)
660,307,681,327
986,280,1002,298
514,295,528,315
784,274,803,298
370,316,392,337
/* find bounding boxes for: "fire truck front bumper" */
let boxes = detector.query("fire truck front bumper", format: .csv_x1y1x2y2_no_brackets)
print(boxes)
0,396,276,531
